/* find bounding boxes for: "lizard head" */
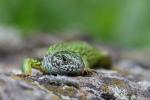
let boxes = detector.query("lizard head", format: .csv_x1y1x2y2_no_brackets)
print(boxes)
42,51,85,75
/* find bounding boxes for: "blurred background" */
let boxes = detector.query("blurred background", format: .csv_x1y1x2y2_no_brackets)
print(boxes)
0,0,150,84
0,0,150,73
0,0,150,48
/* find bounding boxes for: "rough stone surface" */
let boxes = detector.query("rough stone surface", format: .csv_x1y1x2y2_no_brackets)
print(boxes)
0,70,147,100
0,74,60,100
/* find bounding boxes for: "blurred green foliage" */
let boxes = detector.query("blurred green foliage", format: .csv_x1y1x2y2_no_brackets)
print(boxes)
0,0,150,48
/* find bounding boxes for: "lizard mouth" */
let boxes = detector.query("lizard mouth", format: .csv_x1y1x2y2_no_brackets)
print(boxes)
42,51,85,75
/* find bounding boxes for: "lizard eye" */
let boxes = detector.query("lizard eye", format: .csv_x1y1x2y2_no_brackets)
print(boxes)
62,55,67,62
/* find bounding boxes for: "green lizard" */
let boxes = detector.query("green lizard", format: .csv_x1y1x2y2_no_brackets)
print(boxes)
22,41,111,75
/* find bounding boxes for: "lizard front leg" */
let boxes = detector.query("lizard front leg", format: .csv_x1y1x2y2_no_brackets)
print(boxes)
21,58,44,75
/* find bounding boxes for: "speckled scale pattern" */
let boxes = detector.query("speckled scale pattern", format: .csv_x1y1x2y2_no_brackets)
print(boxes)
42,50,85,75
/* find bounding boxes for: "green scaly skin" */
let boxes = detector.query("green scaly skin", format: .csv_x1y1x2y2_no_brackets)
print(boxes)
22,41,111,75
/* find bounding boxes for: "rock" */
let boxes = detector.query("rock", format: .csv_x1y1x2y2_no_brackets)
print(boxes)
0,26,23,52
137,81,150,98
0,74,60,100
121,49,150,69
113,48,150,81
1,68,150,100
37,75,80,88
116,60,150,81
16,70,149,100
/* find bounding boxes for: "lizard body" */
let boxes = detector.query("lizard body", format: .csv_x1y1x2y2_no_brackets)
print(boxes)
22,41,111,75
